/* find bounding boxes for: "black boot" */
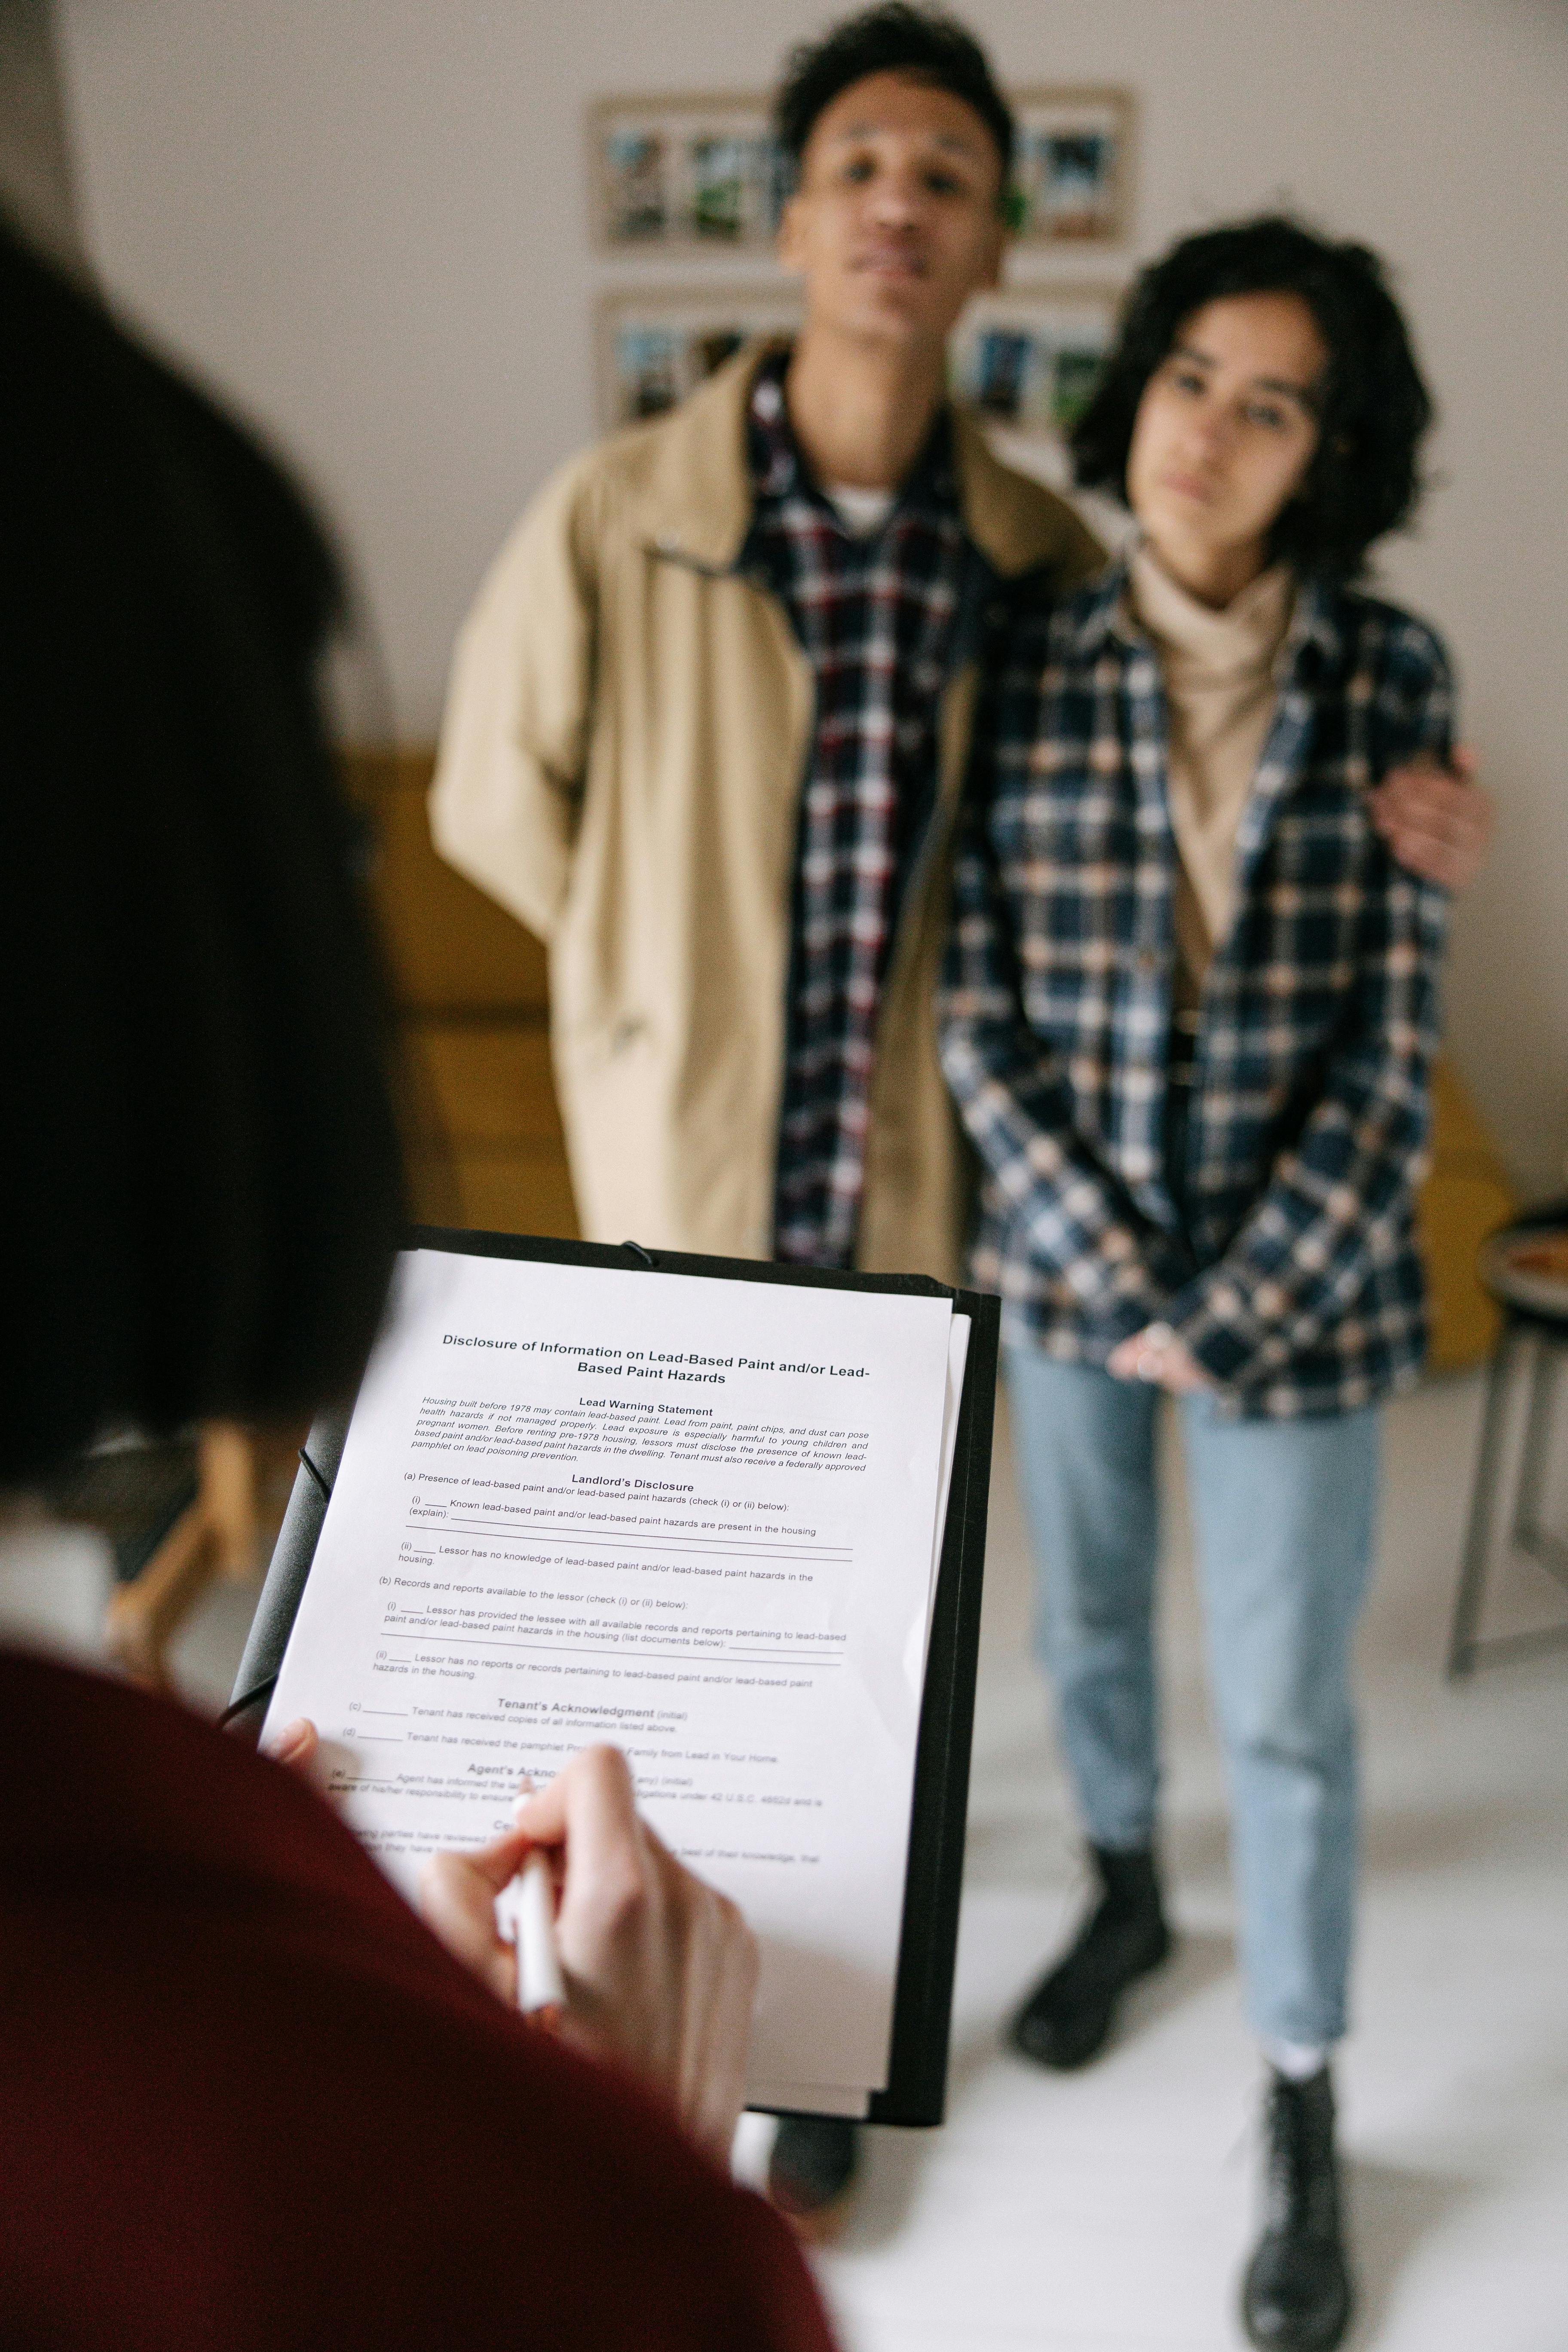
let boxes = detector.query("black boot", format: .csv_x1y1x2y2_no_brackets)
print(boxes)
1009,1844,1172,2069
1240,2068,1353,2351
767,2114,858,2240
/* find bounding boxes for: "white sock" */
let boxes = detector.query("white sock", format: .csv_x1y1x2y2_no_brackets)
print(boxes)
1262,2037,1330,2082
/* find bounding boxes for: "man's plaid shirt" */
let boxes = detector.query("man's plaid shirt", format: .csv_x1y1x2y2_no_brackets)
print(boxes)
939,558,1453,1420
743,356,982,1268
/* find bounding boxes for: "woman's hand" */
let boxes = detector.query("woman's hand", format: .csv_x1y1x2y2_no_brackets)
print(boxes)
1369,746,1491,892
1107,1323,1212,1394
420,1745,757,2167
261,1716,336,1797
263,1716,318,1770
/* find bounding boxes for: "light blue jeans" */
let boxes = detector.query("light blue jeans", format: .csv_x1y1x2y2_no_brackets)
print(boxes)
1004,1344,1380,2049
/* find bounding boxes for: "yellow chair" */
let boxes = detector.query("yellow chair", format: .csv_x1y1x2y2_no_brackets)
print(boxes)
1418,1060,1517,1372
342,747,579,1240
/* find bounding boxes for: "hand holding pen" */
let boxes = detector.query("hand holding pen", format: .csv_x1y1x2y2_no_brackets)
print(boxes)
419,1744,758,2166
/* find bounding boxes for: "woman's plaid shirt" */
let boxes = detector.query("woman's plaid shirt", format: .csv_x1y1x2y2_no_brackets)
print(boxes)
939,559,1453,1420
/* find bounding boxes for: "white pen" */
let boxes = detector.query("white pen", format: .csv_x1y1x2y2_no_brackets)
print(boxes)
508,1846,565,2021
496,1780,566,2023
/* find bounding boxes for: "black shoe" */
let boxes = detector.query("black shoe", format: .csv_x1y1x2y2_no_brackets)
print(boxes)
1240,2068,1353,2351
767,2114,858,2240
1009,1844,1172,2069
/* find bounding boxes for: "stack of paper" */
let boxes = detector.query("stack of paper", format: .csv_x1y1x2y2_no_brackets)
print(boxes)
266,1247,967,2116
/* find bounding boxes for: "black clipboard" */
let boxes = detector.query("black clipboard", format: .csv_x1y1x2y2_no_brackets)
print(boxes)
228,1227,999,2128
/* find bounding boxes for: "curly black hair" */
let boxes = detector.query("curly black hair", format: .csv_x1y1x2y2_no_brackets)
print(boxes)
1070,214,1434,579
773,3,1013,195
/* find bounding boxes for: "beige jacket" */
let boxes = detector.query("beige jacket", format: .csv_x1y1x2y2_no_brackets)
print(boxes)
430,343,1102,1282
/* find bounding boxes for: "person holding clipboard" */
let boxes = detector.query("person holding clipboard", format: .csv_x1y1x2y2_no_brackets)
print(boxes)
0,219,833,2352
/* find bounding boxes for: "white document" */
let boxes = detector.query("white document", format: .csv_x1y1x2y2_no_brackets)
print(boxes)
763,1311,969,2114
915,1313,970,1689
265,1249,956,2100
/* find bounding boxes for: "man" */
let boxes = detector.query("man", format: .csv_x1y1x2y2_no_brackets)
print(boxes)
432,1,1490,2236
432,6,1098,1291
432,6,1095,2223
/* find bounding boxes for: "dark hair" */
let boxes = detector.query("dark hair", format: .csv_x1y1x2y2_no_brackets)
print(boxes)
774,3,1013,190
0,225,406,1483
1070,214,1434,579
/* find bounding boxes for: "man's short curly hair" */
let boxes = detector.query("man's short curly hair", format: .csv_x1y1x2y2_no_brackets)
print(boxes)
773,3,1013,195
1069,214,1434,580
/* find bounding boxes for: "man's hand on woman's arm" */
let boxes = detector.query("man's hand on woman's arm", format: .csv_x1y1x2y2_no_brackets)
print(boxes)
420,1744,757,2168
1369,746,1491,891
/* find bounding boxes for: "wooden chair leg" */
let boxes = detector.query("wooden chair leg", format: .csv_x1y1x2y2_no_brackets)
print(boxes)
100,1423,260,1687
102,1503,219,1688
199,1422,260,1581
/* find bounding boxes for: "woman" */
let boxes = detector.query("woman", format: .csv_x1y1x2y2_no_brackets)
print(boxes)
940,215,1453,2352
0,220,832,2352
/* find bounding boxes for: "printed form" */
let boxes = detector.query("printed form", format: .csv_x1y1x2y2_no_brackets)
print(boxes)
265,1249,959,2109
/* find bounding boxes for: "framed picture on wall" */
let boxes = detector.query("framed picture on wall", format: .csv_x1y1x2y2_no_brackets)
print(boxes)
949,283,1122,452
596,283,802,430
589,86,1134,254
596,281,1119,454
590,95,789,254
1008,88,1134,246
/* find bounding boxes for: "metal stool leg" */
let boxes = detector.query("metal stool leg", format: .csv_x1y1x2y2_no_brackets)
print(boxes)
1512,1337,1568,1588
1512,1338,1556,1544
1447,1318,1521,1679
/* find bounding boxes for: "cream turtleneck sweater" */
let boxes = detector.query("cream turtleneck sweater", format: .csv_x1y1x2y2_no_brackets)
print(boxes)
1128,544,1295,1012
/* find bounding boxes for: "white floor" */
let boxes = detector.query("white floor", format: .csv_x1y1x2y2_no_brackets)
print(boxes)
6,1366,1566,2350
803,1369,1568,2352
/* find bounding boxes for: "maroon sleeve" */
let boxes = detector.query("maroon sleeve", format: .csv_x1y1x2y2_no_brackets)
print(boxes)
0,1651,837,2352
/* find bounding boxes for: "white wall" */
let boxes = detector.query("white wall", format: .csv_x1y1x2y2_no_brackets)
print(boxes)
55,0,1568,1191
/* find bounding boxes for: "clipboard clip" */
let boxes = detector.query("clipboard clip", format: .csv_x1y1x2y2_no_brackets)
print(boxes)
297,1446,334,1501
620,1240,658,1269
